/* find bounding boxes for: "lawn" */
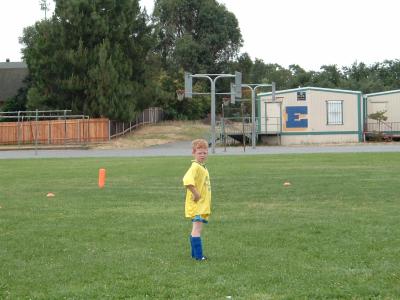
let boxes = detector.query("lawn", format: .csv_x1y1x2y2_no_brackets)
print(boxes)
0,153,399,299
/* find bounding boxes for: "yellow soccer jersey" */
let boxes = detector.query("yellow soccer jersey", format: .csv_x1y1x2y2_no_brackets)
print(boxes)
183,160,211,219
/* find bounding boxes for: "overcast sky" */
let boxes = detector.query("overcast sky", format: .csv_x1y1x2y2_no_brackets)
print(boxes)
1,0,399,71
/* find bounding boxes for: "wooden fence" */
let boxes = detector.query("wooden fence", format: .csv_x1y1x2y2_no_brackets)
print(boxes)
0,118,109,145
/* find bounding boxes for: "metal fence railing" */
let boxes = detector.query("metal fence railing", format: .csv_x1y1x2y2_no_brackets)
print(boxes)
217,117,254,146
109,107,164,139
365,121,400,133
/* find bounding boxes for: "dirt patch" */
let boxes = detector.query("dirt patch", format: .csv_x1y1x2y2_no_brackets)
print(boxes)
91,121,210,149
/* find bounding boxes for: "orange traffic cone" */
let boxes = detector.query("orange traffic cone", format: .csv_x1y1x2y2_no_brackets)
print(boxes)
98,168,106,188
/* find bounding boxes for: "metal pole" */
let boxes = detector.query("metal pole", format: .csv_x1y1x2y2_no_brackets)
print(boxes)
187,73,237,154
77,119,80,143
17,111,21,146
86,117,90,143
241,103,246,152
48,120,51,144
82,116,86,145
241,83,275,149
35,109,38,156
251,88,256,149
211,79,216,153
64,110,67,146
22,116,25,145
222,103,226,152
272,82,276,101
108,120,111,141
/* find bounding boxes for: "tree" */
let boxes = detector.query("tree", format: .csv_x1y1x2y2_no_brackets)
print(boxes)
376,60,400,90
1,76,32,112
368,110,388,129
288,64,313,88
153,0,242,73
234,53,253,83
312,64,344,88
368,110,388,141
342,62,384,93
150,0,243,119
21,0,153,121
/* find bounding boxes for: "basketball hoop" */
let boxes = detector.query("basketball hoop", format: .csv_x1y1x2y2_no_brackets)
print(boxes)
222,97,230,106
176,89,185,101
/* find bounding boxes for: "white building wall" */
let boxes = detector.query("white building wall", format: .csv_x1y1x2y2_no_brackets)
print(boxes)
307,90,359,132
258,87,362,145
367,91,400,123
280,134,359,145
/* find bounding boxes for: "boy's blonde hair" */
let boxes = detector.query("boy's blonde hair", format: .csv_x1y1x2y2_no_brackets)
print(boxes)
192,139,208,150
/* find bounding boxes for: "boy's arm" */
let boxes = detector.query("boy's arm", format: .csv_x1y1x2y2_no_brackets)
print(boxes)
186,185,200,202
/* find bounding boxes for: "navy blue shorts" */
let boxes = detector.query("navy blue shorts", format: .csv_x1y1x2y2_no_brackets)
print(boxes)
191,215,208,223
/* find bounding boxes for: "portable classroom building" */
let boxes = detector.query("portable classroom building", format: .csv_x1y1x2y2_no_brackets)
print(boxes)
257,87,363,145
364,89,400,136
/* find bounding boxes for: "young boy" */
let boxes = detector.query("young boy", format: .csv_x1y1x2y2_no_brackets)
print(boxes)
183,139,211,261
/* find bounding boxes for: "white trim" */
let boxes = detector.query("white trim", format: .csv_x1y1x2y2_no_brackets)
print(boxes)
258,86,362,97
365,89,400,97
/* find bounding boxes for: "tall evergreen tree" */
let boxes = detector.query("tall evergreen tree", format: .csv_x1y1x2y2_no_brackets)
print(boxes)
21,0,152,121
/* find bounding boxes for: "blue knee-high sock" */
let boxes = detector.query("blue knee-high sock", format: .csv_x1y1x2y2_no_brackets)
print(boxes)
190,236,194,258
191,237,203,260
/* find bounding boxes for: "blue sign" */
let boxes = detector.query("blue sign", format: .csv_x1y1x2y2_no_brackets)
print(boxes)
286,106,308,128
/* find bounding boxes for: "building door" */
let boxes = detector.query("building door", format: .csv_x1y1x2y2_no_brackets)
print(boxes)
264,102,281,133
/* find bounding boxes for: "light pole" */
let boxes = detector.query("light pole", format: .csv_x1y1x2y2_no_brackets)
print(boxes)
240,82,276,149
184,72,241,153
39,0,50,20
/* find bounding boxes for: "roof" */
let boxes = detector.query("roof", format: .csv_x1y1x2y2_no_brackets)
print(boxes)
258,86,362,97
365,89,400,97
0,62,27,69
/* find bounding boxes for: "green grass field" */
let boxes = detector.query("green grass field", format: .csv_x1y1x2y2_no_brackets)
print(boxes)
1,153,400,299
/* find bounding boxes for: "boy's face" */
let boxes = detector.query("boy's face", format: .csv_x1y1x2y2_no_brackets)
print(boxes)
193,147,208,163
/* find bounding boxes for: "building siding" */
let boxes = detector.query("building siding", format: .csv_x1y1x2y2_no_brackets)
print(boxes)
258,87,362,145
366,91,400,123
0,62,28,106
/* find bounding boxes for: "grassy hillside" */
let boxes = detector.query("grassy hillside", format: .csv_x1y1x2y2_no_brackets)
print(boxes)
93,120,210,149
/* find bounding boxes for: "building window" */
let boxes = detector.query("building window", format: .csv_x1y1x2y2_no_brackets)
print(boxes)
326,100,343,125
